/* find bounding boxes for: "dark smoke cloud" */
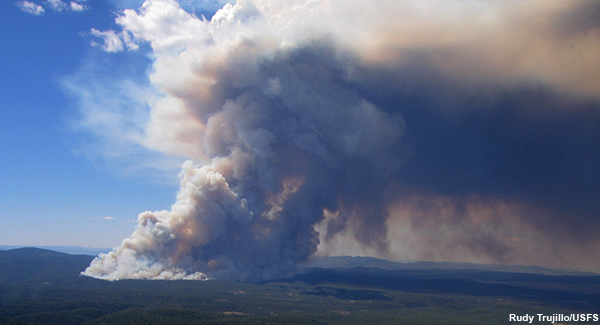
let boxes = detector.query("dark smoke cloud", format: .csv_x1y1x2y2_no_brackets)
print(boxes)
82,0,600,280
353,50,600,240
84,36,407,281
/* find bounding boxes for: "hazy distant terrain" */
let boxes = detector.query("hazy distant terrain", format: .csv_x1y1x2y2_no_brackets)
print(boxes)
1,248,600,324
0,246,111,256
302,256,598,276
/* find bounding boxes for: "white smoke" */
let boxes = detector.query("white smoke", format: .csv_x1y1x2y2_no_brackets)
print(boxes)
82,0,600,280
84,162,250,280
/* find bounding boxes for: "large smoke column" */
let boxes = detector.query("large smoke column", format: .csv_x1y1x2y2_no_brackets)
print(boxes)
82,0,600,280
83,0,407,281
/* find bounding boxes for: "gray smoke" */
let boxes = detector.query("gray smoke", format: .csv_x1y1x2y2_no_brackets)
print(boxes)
82,0,600,280
83,4,407,280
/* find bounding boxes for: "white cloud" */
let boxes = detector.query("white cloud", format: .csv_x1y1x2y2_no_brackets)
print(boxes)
70,1,86,11
90,29,138,52
90,216,116,220
46,0,68,11
17,0,88,14
119,30,139,51
90,29,125,52
116,0,210,54
16,1,45,15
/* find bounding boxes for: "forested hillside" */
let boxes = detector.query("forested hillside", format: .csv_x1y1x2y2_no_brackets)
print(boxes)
1,248,599,324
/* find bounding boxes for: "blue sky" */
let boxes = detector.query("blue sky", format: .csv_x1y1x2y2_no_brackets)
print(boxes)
0,0,180,248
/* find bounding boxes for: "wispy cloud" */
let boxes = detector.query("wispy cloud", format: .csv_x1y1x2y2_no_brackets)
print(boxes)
16,1,45,15
62,52,186,183
90,216,116,221
70,1,85,12
46,0,67,11
16,0,88,15
90,29,138,52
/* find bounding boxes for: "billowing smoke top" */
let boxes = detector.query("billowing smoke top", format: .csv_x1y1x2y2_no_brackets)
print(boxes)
83,0,407,281
82,0,600,280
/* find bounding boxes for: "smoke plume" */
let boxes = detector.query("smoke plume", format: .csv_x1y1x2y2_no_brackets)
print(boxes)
82,0,600,280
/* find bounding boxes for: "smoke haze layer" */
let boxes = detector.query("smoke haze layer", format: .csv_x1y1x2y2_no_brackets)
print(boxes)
82,0,600,280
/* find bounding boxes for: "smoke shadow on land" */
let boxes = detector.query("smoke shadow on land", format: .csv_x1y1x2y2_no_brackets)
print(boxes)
260,267,600,310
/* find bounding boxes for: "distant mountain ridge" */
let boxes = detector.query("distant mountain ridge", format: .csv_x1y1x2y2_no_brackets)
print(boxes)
0,245,110,256
0,247,95,284
0,247,596,286
302,255,598,276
